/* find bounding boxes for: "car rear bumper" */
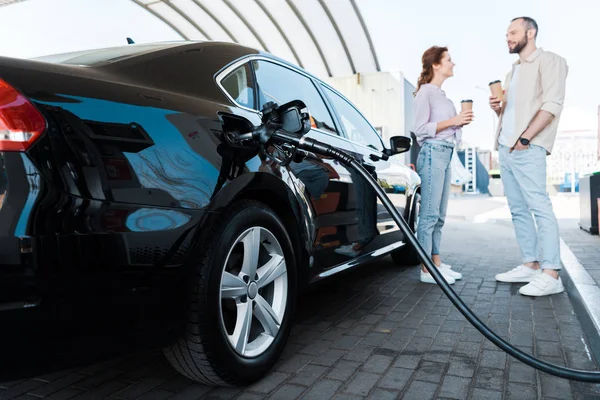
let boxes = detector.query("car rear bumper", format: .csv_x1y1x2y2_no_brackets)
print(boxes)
0,150,207,322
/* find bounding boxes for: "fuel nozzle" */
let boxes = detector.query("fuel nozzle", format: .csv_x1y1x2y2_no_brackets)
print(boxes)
260,101,280,124
249,102,282,145
220,100,309,149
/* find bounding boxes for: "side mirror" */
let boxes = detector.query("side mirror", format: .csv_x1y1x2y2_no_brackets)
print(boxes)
384,136,412,156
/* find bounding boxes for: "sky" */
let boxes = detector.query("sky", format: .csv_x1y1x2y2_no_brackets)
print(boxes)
0,0,597,150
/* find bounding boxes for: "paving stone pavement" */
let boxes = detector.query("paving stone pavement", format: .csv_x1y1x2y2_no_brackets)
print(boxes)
2,219,600,400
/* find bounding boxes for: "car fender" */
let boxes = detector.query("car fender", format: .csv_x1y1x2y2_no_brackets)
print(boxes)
186,168,314,288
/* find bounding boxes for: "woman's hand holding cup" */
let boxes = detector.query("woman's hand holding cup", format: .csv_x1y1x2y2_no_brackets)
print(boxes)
453,110,474,126
454,100,474,126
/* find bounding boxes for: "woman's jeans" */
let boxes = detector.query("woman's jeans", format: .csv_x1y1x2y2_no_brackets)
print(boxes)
416,140,454,258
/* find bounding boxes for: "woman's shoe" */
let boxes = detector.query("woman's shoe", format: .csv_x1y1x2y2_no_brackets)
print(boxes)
420,269,455,285
439,263,462,280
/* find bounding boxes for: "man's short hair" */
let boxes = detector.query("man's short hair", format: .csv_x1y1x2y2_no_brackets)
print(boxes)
512,16,538,38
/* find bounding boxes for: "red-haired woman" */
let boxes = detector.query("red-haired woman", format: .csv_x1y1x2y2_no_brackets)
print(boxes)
413,46,473,285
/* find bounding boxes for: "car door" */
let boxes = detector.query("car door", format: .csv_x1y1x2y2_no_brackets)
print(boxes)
250,59,364,272
320,84,409,254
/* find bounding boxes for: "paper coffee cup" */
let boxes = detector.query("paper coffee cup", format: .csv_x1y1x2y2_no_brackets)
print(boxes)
489,80,503,101
461,100,473,112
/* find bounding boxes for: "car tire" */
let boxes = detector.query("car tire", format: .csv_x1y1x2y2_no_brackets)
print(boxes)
164,200,297,386
391,191,421,266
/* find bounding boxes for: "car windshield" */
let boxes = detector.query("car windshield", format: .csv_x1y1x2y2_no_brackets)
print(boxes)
32,42,189,66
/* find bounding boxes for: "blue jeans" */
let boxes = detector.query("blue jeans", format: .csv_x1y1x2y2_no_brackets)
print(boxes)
416,140,454,257
499,144,561,270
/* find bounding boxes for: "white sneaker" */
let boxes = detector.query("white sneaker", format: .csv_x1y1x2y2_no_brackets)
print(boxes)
519,273,565,297
495,265,542,283
420,269,455,285
439,263,462,280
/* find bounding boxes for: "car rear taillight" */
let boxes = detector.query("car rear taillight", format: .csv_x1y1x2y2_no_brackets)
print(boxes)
0,78,46,151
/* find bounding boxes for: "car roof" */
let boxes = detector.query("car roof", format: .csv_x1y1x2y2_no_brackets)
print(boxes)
31,40,350,114
32,40,274,69
32,41,193,66
31,40,328,84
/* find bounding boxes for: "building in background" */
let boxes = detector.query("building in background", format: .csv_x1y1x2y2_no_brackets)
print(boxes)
547,130,598,192
326,71,415,165
546,106,599,193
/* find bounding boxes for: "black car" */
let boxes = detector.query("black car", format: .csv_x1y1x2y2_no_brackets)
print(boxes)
0,41,421,386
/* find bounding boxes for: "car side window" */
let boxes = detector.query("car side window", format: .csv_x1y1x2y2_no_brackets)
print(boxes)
252,60,337,135
221,63,255,110
323,86,384,152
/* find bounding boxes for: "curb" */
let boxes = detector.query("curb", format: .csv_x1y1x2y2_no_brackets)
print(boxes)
560,237,600,364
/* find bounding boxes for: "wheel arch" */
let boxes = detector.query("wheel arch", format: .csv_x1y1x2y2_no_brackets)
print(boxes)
197,171,312,292
238,187,309,288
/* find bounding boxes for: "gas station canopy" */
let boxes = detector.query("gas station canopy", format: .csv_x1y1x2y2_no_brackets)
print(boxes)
1,0,380,78
131,0,380,78
0,0,25,6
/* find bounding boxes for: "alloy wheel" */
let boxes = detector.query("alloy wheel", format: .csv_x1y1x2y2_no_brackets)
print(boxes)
219,227,288,358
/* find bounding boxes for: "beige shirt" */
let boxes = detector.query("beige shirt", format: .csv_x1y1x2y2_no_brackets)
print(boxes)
494,48,569,155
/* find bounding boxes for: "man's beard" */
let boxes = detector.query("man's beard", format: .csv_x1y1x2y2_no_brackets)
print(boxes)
509,35,528,54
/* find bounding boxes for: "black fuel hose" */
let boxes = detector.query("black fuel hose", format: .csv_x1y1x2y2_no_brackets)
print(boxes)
274,132,600,383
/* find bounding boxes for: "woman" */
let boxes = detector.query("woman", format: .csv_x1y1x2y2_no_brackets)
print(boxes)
413,46,473,285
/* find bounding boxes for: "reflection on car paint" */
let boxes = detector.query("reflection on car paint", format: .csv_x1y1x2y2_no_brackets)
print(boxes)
315,241,406,281
14,155,40,238
125,208,192,232
34,94,220,209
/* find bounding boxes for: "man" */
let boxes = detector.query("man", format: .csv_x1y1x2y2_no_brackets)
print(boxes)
490,17,568,296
